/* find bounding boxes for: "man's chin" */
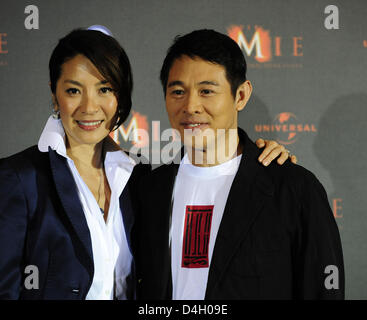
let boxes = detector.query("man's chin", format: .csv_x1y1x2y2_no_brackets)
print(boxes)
183,141,209,152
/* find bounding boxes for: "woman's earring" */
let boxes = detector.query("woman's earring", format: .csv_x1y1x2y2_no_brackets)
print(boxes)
52,109,60,119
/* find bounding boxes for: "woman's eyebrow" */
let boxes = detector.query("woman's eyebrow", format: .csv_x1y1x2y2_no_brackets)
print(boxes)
63,79,110,86
63,79,82,86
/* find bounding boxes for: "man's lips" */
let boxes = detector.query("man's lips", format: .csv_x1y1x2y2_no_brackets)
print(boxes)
76,120,104,131
180,122,209,130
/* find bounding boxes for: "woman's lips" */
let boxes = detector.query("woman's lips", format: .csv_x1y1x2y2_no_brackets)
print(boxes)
76,120,103,131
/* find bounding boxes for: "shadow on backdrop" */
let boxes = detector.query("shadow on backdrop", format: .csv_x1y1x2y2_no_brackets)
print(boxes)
314,93,367,299
238,94,275,141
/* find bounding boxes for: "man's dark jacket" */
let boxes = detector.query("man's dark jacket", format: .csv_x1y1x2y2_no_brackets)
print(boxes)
136,128,344,299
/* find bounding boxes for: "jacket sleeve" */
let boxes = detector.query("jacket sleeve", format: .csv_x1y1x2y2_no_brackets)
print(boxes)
293,170,345,299
0,160,28,299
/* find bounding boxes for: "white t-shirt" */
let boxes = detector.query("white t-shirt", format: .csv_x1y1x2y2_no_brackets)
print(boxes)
171,153,242,300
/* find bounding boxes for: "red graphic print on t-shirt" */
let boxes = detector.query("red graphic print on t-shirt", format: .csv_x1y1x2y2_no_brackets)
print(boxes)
181,205,214,268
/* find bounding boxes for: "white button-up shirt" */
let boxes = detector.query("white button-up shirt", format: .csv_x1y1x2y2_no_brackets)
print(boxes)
38,116,135,300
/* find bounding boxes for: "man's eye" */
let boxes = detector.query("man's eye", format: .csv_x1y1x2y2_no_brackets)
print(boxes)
100,87,114,94
66,88,80,95
201,89,213,95
172,89,184,95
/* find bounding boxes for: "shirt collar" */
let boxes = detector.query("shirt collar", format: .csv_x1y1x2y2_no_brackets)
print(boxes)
38,115,136,169
38,116,68,157
104,148,136,171
179,152,242,177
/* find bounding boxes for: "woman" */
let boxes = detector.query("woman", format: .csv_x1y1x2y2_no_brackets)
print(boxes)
0,29,295,300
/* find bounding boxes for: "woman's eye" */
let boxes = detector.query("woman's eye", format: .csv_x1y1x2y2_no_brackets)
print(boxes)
100,87,114,94
66,88,79,95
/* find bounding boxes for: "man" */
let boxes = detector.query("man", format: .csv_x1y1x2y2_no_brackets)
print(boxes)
136,29,344,299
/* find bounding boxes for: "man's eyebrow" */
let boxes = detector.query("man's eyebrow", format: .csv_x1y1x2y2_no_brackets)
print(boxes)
167,80,220,88
198,81,219,86
167,80,184,88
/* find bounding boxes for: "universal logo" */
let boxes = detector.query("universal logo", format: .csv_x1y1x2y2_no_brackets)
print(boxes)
227,25,303,69
255,112,316,145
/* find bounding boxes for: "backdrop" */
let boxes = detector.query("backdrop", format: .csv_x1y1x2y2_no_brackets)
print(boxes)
0,0,366,299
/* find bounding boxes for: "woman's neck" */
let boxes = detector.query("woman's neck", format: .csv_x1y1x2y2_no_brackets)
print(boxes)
66,140,104,170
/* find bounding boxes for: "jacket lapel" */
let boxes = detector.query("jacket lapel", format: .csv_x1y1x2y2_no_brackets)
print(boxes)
142,162,179,299
158,163,179,299
205,129,274,298
48,148,94,277
119,164,138,255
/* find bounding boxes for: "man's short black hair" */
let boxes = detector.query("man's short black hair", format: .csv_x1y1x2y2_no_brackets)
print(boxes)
160,29,247,98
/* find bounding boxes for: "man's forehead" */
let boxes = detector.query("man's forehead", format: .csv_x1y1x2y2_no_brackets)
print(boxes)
167,56,226,84
171,55,222,69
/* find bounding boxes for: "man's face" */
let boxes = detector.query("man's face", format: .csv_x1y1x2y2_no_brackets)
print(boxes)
165,55,251,153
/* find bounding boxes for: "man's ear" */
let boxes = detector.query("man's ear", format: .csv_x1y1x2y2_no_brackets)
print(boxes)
235,80,252,112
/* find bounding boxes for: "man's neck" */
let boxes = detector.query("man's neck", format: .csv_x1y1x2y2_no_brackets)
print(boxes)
187,134,242,167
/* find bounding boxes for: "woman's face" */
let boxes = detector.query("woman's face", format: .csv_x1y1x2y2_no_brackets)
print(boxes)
53,54,118,148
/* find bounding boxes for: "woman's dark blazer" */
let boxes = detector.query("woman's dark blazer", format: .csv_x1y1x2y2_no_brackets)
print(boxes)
0,145,150,299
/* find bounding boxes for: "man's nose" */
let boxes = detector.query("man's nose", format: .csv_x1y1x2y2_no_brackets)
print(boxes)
183,92,203,114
